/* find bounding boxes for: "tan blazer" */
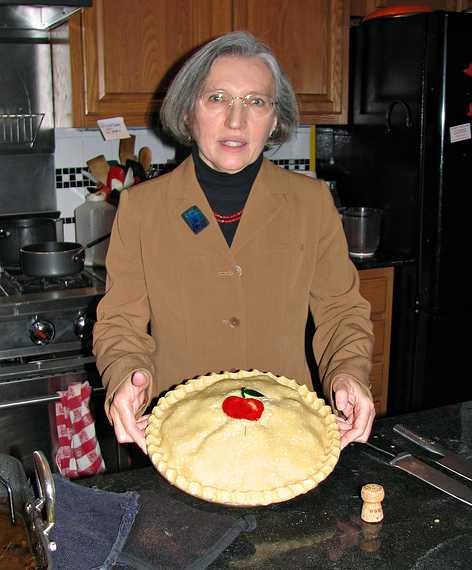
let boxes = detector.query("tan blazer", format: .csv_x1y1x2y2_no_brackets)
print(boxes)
93,156,374,419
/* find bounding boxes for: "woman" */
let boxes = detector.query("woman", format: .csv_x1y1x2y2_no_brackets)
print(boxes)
93,31,375,454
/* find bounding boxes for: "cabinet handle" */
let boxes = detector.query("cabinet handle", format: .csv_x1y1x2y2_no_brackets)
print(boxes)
385,99,413,134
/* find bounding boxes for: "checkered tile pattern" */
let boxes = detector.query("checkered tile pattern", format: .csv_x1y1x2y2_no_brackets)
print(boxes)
55,159,310,192
272,158,310,171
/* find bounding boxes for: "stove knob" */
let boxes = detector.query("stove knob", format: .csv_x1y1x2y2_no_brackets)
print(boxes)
30,319,55,345
74,313,95,340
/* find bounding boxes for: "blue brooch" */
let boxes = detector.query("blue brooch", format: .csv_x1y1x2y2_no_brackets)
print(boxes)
181,206,209,234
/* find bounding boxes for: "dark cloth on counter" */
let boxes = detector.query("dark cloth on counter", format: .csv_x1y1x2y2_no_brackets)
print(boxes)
114,487,257,570
192,146,262,246
50,474,139,570
50,473,255,570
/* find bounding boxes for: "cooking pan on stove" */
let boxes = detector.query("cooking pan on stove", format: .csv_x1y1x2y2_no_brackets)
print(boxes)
20,233,111,277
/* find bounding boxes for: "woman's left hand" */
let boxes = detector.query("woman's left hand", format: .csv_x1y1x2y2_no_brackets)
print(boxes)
332,374,375,449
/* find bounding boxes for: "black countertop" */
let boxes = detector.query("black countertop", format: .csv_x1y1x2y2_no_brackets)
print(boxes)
82,402,472,569
351,250,415,270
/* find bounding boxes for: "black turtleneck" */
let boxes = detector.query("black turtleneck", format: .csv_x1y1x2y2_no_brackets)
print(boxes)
192,146,263,246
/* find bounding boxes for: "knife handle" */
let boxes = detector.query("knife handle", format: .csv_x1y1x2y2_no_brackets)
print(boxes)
393,424,447,456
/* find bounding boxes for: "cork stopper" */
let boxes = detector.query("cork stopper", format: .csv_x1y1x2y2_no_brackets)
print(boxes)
361,483,384,523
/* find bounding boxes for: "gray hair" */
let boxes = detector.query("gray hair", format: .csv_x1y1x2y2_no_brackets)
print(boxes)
159,31,299,146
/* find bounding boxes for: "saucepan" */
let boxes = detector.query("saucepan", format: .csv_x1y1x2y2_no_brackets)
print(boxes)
20,233,111,277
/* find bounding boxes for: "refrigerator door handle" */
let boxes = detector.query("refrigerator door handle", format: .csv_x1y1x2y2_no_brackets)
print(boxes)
385,99,413,134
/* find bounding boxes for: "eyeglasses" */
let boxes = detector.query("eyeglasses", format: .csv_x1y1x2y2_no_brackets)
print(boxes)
200,90,275,118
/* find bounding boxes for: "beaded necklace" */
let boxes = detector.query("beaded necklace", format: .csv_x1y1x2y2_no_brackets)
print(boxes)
213,209,244,224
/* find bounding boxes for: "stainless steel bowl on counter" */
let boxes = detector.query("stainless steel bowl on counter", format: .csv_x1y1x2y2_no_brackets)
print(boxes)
341,207,383,258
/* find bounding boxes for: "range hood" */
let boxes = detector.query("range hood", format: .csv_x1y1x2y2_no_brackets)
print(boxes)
0,1,92,30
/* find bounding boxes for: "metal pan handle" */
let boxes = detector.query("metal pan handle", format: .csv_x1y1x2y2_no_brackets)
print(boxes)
73,232,111,261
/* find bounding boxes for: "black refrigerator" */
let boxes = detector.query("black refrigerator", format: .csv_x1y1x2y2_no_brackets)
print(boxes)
347,11,472,414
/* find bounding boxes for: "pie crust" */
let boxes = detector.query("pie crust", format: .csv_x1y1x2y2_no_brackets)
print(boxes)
145,370,341,506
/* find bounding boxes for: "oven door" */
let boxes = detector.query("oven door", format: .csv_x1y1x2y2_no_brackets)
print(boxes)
0,365,129,477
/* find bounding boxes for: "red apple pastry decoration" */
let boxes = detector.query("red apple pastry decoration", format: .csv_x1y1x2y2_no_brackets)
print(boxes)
222,387,265,421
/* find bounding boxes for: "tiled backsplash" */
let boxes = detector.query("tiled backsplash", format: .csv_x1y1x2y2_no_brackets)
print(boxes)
55,126,313,241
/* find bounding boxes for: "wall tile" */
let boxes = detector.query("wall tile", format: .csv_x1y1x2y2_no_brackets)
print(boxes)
54,125,312,236
265,126,311,162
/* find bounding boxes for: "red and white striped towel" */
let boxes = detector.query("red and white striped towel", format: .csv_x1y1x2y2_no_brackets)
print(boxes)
55,381,106,478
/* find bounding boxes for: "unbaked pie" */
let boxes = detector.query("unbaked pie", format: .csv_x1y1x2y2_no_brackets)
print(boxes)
145,370,340,506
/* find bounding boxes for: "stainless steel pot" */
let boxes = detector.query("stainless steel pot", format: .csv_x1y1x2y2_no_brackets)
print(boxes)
342,207,383,258
20,233,111,277
0,216,58,268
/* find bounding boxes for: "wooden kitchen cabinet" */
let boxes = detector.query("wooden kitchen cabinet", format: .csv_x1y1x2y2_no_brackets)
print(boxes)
233,0,349,124
57,0,349,127
359,266,394,416
351,0,472,18
62,0,231,128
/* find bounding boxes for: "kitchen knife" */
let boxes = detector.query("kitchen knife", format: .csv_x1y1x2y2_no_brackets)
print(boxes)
365,441,472,507
393,424,472,482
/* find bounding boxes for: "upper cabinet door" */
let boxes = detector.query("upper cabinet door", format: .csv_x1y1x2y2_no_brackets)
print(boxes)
66,0,349,127
75,0,231,127
233,0,349,124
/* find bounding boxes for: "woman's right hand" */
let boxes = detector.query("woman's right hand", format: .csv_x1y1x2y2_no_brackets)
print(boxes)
109,370,150,453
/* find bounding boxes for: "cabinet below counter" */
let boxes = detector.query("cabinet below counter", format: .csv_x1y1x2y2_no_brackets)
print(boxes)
354,253,414,415
358,266,394,416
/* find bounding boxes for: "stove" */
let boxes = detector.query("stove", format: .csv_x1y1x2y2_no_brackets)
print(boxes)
0,266,128,476
0,266,106,377
0,270,94,296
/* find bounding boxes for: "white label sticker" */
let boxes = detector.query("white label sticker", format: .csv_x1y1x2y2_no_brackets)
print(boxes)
449,123,471,143
97,117,130,140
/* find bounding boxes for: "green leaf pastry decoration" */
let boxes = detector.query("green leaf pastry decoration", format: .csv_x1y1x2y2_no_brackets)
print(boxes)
241,387,265,399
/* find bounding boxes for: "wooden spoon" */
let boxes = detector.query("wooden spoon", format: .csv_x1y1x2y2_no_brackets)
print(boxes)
138,146,152,176
86,155,110,187
119,134,136,165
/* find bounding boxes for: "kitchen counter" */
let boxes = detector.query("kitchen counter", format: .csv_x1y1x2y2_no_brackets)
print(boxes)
82,401,472,569
351,250,415,270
